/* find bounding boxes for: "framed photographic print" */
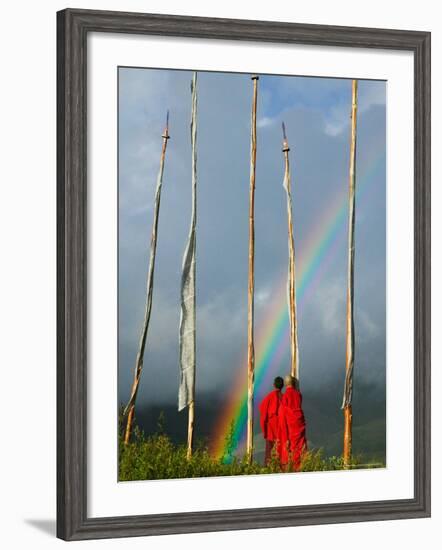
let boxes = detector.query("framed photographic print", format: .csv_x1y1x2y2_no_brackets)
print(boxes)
57,8,431,541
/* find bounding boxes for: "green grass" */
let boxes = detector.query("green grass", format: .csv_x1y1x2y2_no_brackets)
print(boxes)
118,412,377,481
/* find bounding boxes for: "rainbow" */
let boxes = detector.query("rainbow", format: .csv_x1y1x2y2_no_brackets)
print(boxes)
211,142,386,459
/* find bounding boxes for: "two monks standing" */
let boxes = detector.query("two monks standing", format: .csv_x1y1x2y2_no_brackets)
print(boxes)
259,375,307,471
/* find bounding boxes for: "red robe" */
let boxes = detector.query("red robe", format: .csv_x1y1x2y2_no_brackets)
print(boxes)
259,389,282,464
278,387,307,471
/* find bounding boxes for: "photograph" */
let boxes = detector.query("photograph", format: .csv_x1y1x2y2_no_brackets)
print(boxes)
0,0,434,545
117,67,387,481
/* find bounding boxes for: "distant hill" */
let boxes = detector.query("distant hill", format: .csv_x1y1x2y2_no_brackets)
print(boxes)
301,378,386,463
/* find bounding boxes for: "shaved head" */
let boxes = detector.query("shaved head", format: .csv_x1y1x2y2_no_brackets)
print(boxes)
273,376,284,390
285,375,299,389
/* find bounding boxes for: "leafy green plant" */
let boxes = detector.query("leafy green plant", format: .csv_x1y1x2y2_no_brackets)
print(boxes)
221,420,236,464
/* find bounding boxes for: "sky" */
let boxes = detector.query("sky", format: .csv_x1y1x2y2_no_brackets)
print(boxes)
118,67,386,460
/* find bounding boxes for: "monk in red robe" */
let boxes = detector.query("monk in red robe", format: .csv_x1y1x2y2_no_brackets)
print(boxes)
278,375,307,472
259,376,284,465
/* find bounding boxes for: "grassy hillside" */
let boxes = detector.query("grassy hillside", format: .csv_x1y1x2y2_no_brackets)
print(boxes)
118,413,381,481
121,377,386,468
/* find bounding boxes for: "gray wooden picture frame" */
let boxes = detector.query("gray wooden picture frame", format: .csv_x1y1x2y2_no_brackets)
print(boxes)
57,8,431,541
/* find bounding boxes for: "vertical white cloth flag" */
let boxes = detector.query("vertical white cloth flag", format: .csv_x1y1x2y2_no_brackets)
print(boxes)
178,72,197,411
282,123,300,380
341,79,358,410
123,115,169,418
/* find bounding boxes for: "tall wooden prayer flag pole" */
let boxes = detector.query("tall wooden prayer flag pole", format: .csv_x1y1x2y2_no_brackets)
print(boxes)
342,79,358,466
282,122,300,380
123,112,170,445
179,72,198,460
246,75,259,463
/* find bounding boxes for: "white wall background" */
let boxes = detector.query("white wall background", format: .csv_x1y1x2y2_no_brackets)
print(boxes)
0,0,439,548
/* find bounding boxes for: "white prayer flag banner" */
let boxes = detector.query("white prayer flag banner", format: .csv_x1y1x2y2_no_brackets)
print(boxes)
179,72,198,411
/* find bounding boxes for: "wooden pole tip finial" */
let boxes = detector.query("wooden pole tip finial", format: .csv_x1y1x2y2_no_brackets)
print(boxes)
251,75,259,80
162,110,170,139
282,121,290,152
